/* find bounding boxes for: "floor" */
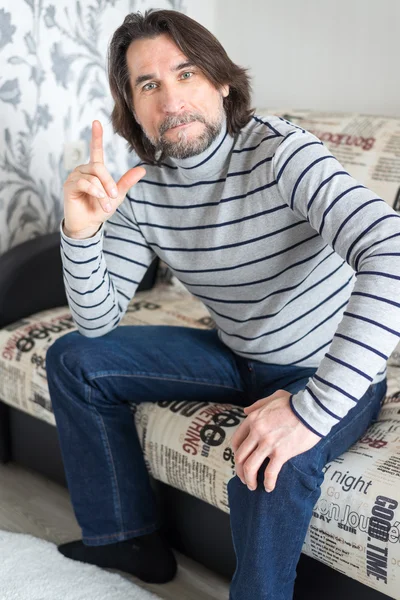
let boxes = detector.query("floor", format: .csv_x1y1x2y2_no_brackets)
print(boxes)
0,460,231,600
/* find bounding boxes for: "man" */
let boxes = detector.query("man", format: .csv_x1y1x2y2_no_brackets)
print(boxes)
46,9,396,599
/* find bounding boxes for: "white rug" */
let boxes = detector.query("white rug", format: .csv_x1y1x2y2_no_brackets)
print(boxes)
0,530,163,600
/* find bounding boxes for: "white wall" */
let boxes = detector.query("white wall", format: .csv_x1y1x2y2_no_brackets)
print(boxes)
214,0,400,116
185,0,216,32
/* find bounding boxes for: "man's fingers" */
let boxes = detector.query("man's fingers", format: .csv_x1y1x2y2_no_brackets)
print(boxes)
78,163,118,201
90,120,104,164
116,166,146,199
230,419,250,453
74,164,145,215
75,177,111,212
242,445,271,490
263,456,284,492
234,435,258,487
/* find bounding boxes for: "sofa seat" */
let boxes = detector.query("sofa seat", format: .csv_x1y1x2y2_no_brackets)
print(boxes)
0,281,399,599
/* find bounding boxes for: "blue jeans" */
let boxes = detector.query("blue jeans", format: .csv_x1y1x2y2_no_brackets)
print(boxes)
45,325,386,600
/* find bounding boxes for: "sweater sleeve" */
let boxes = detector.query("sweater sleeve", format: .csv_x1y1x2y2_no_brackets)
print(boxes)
60,195,156,337
272,128,400,437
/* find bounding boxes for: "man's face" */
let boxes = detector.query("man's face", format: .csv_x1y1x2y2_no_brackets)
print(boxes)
126,34,229,159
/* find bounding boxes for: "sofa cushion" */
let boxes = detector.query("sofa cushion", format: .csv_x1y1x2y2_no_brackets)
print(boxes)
0,287,399,598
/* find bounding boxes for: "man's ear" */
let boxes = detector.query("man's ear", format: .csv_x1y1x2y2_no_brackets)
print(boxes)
221,84,230,98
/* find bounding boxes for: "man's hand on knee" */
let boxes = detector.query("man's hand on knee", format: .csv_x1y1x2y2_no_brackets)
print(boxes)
230,390,321,493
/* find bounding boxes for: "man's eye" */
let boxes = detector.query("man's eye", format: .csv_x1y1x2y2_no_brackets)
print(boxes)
143,82,157,91
181,72,193,80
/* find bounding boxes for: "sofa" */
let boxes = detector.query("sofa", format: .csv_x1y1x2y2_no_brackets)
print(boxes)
1,109,400,600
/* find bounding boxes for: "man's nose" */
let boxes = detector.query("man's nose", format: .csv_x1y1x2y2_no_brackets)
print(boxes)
159,84,185,114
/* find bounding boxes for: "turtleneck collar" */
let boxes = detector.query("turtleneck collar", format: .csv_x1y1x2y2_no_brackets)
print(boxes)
160,115,236,181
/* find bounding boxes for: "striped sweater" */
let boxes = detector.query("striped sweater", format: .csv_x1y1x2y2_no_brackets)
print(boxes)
60,114,400,437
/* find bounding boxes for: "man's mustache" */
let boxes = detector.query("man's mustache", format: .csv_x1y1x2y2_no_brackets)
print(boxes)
159,113,206,136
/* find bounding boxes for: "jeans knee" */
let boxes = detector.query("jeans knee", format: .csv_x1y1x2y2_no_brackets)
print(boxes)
46,330,88,376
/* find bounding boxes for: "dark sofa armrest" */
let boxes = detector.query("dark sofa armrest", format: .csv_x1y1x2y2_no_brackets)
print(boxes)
0,232,159,328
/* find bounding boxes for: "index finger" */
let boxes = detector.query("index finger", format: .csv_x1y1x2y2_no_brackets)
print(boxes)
90,120,104,164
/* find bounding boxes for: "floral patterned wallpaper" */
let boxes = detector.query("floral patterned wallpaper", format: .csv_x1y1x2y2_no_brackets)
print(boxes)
0,0,186,254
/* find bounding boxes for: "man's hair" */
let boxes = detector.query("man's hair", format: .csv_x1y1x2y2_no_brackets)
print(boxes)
107,9,254,164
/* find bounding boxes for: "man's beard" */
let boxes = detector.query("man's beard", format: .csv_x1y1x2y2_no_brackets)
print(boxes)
140,100,225,160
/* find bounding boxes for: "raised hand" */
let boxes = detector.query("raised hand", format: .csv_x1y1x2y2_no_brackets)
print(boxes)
63,120,146,239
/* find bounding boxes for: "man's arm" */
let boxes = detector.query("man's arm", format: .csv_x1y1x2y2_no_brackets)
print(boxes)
272,128,400,437
60,195,156,337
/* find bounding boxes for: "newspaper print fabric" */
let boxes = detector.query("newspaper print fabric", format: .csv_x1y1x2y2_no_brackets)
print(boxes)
0,288,399,598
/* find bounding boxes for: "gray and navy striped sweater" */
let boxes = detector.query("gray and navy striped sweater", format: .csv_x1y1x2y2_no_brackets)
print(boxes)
60,114,399,437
